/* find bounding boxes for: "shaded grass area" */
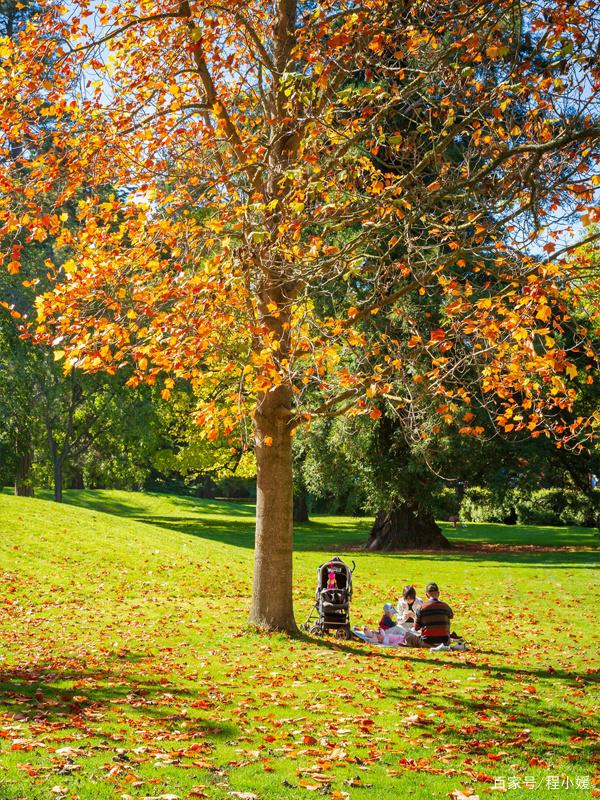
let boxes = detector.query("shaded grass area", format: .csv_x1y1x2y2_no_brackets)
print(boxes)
27,487,600,550
0,491,598,800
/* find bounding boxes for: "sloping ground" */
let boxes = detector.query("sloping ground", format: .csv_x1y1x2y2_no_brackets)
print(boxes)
0,492,598,800
34,487,600,550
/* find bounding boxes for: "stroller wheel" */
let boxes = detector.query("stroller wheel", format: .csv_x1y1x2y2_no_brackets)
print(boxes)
309,624,323,636
335,626,351,640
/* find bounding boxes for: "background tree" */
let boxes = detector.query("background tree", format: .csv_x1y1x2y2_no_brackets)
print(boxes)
1,0,599,631
0,308,37,495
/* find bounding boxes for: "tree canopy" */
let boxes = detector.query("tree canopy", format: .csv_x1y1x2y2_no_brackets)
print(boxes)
1,0,599,629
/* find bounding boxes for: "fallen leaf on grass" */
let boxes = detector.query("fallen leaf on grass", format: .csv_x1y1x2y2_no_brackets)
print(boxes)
344,777,363,787
528,757,547,767
401,713,431,726
449,791,480,800
227,793,259,800
142,795,179,800
299,779,331,790
55,746,86,757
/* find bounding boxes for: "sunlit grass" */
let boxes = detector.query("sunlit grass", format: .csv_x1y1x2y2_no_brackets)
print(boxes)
0,491,597,800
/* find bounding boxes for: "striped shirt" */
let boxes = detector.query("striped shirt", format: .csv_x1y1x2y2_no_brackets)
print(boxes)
414,598,453,645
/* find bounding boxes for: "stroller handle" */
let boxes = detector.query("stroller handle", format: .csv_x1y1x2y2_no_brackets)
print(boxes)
351,560,356,573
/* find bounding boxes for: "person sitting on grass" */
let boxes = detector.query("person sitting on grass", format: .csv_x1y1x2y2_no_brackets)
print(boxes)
379,602,405,635
396,585,423,630
404,582,457,650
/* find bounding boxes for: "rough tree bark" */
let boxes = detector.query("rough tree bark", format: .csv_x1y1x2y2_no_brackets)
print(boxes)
250,382,297,632
248,0,300,632
367,502,451,551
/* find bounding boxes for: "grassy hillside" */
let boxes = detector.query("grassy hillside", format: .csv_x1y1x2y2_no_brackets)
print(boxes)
0,491,598,800
31,487,600,549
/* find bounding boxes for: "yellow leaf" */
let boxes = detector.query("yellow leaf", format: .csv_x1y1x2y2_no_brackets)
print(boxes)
62,259,77,274
535,304,551,322
565,364,577,379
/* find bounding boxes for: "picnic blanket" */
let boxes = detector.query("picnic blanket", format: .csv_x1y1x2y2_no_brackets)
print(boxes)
352,629,406,646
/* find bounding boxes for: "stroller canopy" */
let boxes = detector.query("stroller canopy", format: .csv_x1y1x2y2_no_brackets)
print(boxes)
317,556,354,594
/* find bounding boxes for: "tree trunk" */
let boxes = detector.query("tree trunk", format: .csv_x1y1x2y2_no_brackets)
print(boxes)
68,464,85,490
367,502,451,551
53,458,64,503
250,383,297,632
14,437,34,497
293,486,310,523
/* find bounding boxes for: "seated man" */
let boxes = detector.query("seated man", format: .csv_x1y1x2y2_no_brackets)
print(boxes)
404,582,453,649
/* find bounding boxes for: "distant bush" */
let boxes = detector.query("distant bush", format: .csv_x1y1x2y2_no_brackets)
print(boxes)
430,487,460,521
460,487,507,523
515,488,596,527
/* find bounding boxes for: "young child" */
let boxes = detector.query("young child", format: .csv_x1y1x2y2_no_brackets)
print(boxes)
396,585,423,631
379,602,403,634
353,627,406,646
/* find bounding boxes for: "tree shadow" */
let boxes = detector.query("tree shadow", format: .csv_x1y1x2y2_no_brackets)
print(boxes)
129,515,598,569
297,631,598,685
368,549,599,568
297,632,597,756
26,489,599,557
36,489,257,522
445,521,599,549
382,685,598,757
131,514,370,552
0,656,237,737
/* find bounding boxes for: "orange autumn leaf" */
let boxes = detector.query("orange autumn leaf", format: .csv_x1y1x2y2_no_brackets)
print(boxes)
0,0,598,632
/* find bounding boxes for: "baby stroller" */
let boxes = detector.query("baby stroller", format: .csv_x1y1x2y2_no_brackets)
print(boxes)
303,556,355,639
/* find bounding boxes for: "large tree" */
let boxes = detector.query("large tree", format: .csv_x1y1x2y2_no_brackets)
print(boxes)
1,0,599,630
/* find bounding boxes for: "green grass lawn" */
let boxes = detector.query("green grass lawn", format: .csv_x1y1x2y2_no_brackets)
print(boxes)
0,491,598,800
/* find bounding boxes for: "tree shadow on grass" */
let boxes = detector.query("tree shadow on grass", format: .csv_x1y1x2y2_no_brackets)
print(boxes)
131,515,370,552
0,657,237,738
297,632,599,685
31,489,599,559
444,522,600,549
383,687,598,759
298,633,597,757
132,515,598,569
37,489,258,523
366,549,599,569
